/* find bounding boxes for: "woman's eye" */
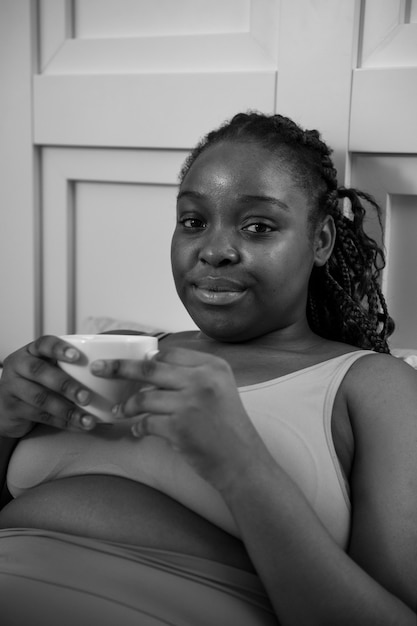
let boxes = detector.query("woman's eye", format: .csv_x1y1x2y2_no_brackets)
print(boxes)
180,218,206,229
244,223,273,234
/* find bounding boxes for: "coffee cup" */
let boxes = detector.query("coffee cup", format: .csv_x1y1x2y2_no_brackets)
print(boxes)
58,334,158,422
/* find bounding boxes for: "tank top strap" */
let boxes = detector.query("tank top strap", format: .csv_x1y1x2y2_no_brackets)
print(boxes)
324,350,377,407
322,349,377,504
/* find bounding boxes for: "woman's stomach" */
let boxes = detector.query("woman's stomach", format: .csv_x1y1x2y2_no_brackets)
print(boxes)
0,474,254,572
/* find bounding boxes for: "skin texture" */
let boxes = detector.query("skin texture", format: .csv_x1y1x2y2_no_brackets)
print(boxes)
0,141,416,625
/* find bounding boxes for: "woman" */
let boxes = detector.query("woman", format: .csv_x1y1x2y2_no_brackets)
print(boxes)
0,113,415,625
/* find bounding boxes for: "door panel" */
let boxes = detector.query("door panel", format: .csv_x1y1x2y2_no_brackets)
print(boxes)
275,0,357,179
41,147,192,335
349,0,417,349
35,0,278,149
350,68,417,153
34,73,275,148
350,155,417,349
75,0,251,37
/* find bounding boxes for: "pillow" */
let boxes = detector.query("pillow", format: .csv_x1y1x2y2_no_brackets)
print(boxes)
391,349,417,370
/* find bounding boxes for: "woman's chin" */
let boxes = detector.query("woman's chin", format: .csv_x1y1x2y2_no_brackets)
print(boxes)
191,318,262,344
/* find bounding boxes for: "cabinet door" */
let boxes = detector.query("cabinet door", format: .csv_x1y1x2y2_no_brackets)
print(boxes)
349,0,417,349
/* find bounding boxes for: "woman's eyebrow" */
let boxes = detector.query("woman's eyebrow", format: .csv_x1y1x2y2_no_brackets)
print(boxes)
238,194,290,212
177,190,289,212
176,190,205,201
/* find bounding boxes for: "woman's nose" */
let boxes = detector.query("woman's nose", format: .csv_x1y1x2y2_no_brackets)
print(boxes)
198,231,240,267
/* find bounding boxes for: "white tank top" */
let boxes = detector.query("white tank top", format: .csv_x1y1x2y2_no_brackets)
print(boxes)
7,350,374,547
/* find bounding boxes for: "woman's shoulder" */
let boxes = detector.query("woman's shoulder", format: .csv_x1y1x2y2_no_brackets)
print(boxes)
340,349,417,430
315,337,417,378
344,348,417,383
311,340,417,423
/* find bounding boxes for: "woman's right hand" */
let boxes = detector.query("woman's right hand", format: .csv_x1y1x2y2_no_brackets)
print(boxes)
0,335,96,438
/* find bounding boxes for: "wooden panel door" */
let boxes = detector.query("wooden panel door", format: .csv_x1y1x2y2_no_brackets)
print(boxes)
349,0,417,349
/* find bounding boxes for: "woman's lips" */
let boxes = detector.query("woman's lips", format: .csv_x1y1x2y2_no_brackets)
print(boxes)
192,278,247,306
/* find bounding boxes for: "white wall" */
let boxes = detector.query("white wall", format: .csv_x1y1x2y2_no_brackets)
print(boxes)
0,1,37,358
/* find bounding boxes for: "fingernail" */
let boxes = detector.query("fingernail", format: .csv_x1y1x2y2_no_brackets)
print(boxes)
80,415,95,430
65,347,78,361
91,360,105,373
76,389,90,405
112,404,124,417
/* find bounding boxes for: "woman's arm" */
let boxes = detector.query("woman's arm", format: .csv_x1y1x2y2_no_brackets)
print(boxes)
220,354,417,625
92,347,416,625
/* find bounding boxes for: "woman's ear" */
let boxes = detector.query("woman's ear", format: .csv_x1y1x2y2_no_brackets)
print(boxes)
313,215,336,267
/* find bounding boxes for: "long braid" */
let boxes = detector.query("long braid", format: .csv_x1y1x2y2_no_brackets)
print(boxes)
180,112,394,353
313,187,393,352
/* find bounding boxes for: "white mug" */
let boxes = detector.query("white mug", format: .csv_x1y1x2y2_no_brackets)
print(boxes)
58,334,158,422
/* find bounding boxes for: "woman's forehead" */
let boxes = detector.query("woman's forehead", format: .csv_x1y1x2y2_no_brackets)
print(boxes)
188,140,278,168
181,141,304,199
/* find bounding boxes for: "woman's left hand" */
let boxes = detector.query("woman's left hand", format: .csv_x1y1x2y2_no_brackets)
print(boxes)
91,347,265,492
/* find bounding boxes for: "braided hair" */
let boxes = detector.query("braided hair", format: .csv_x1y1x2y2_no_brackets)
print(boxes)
179,112,394,353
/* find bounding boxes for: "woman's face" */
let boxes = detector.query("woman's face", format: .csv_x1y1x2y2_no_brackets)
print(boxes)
171,141,321,342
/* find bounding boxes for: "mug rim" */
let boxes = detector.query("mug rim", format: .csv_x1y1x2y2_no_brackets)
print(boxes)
60,334,156,343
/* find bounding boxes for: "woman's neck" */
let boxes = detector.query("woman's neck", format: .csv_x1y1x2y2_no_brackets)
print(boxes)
163,328,353,387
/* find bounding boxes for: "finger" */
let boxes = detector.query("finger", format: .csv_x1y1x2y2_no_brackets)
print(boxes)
27,335,82,364
155,348,234,385
14,354,92,407
131,413,172,440
118,388,178,418
18,378,89,418
90,356,188,391
91,345,219,379
4,393,96,432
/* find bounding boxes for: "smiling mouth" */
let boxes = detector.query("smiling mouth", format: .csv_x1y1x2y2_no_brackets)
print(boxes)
192,285,247,305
